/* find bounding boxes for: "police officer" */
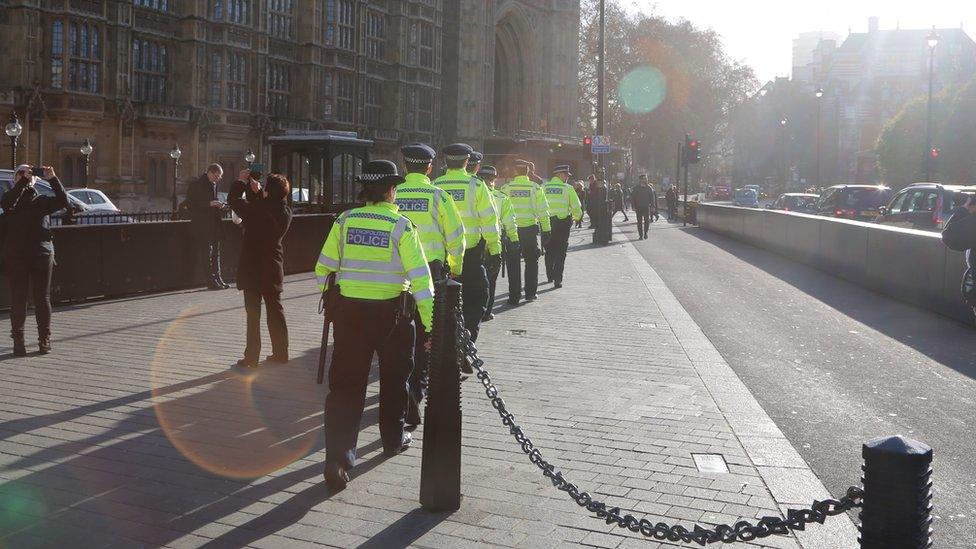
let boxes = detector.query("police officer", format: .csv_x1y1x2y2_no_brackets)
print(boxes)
479,165,519,321
395,143,466,430
501,160,550,304
314,160,434,491
433,144,500,342
543,165,583,288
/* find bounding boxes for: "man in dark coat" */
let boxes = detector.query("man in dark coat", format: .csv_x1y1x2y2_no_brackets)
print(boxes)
666,186,679,221
631,175,658,240
228,170,294,367
185,163,228,289
609,183,628,221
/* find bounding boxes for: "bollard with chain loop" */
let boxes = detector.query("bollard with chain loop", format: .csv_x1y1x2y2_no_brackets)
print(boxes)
452,308,867,545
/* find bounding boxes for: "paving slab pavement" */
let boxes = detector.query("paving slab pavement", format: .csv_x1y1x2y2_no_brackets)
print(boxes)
0,224,857,548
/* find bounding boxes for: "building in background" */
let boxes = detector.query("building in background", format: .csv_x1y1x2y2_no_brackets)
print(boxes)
0,0,581,210
792,31,841,84
794,18,976,182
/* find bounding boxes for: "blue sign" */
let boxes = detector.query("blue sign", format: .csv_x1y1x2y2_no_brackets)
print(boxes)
591,135,611,154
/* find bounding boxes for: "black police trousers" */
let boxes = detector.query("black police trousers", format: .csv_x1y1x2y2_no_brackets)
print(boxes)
513,225,540,301
504,239,522,305
461,239,488,342
547,217,572,284
485,251,503,316
324,296,414,470
408,261,442,423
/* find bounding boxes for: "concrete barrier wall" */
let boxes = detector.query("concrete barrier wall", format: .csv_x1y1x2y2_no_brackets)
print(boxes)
698,204,972,324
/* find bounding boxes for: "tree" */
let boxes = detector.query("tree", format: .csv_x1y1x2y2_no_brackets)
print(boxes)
577,1,757,181
876,86,956,188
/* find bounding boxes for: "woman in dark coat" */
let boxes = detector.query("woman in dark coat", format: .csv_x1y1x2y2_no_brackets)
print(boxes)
228,170,293,367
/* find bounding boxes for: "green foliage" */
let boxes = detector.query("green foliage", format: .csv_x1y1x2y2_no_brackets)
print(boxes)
876,77,975,188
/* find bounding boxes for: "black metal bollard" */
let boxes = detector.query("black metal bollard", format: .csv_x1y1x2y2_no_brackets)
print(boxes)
859,435,933,549
419,279,463,512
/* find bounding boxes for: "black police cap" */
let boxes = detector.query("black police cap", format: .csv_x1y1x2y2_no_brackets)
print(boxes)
478,165,497,178
401,143,436,164
357,160,406,185
442,143,474,161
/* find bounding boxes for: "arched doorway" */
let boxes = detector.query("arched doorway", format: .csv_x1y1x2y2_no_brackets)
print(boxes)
493,8,534,134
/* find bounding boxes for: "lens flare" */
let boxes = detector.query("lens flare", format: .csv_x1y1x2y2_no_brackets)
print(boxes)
151,305,320,480
618,65,667,114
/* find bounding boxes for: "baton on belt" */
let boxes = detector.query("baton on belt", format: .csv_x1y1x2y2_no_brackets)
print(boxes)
316,273,338,385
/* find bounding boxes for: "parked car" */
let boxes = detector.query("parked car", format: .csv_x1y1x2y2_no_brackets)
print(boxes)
767,193,820,214
67,188,121,212
709,185,731,200
733,188,760,208
875,183,976,232
743,184,766,199
815,185,893,221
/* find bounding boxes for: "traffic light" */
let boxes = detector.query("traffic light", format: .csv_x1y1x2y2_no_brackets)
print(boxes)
583,136,592,146
930,147,941,159
684,136,702,164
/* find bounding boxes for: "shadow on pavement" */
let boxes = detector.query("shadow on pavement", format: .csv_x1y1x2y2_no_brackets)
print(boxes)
0,346,397,547
354,507,453,549
682,226,976,382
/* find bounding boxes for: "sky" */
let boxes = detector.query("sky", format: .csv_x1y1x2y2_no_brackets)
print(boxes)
624,1,976,83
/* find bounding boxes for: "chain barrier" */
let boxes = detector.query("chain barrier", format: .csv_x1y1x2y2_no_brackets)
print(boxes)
453,312,863,545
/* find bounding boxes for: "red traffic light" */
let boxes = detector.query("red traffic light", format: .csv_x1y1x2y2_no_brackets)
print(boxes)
689,140,699,150
583,136,592,146
930,147,941,159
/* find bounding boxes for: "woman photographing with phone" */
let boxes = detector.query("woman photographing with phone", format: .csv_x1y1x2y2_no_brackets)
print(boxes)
228,168,293,367
0,165,69,355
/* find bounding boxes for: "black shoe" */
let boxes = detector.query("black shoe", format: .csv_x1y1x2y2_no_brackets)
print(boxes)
265,353,289,364
554,281,563,289
12,335,26,357
236,358,259,368
482,313,495,322
323,464,350,491
383,432,412,457
507,298,520,306
220,282,231,289
38,337,51,355
525,295,538,301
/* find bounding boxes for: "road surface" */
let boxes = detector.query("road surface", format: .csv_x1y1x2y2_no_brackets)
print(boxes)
626,219,976,547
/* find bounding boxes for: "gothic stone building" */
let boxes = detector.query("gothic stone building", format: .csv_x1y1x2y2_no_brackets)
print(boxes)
0,0,579,209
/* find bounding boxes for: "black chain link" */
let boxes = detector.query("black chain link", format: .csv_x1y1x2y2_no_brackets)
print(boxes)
454,314,863,545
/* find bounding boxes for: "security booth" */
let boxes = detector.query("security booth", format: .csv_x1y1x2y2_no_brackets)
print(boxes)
268,130,373,213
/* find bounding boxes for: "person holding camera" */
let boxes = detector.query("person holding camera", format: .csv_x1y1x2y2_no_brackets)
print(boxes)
228,169,293,368
186,163,228,290
1,165,69,355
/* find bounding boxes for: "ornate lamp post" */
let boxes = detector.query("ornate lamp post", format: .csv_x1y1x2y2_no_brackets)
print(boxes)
5,112,23,170
80,138,94,188
815,89,824,190
780,118,789,189
244,147,256,167
925,28,940,182
170,144,182,211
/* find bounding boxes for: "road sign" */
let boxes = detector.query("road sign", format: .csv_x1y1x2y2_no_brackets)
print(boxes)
591,135,611,154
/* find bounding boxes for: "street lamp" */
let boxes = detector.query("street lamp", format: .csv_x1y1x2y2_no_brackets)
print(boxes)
780,118,789,189
244,147,255,166
815,89,824,190
925,27,940,182
5,112,23,170
80,138,93,188
170,143,182,211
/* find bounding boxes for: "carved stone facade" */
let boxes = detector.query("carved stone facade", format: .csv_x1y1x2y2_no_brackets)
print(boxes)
0,0,444,208
0,0,579,207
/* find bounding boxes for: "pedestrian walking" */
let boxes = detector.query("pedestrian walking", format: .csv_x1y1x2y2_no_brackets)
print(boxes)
314,160,434,491
395,143,466,431
433,144,500,343
666,186,679,221
586,175,600,228
631,175,658,240
609,183,628,222
227,170,293,368
480,165,519,319
186,163,229,290
542,165,583,288
501,160,551,304
1,165,69,355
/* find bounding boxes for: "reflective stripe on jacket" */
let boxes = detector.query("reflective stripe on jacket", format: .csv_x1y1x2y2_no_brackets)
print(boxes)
543,177,583,221
501,175,551,231
314,202,435,332
433,169,501,255
490,188,520,243
395,173,466,276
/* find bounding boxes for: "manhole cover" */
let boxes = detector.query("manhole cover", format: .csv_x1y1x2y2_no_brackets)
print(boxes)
507,329,527,336
692,453,729,474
